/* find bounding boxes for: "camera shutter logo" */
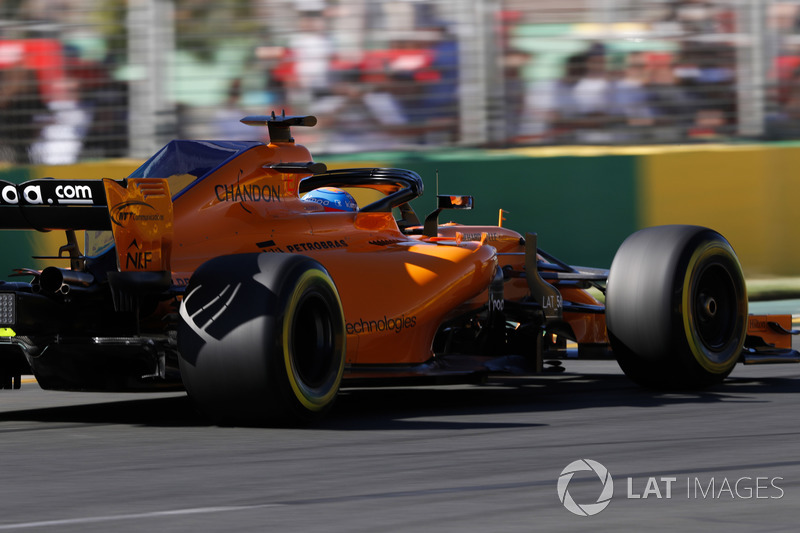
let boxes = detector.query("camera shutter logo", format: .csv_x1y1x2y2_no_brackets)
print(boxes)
557,459,614,516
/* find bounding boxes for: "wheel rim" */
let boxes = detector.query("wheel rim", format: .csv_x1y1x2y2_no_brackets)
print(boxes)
692,262,737,356
291,290,336,388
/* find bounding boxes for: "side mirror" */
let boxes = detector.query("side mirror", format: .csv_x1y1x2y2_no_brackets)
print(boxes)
424,195,474,237
437,195,473,210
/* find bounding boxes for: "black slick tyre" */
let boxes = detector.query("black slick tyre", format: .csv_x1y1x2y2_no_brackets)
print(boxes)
177,253,345,425
605,225,747,389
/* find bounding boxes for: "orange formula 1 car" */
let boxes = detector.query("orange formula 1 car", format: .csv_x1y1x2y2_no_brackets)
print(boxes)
0,114,797,424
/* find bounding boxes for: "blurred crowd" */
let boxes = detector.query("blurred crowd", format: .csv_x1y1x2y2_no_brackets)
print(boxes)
0,39,127,165
252,5,462,151
521,41,737,144
4,0,800,163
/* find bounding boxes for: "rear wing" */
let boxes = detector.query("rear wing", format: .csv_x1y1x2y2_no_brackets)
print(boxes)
0,178,173,273
0,179,111,231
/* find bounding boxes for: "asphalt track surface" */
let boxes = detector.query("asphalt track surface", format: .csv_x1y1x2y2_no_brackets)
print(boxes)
0,310,798,531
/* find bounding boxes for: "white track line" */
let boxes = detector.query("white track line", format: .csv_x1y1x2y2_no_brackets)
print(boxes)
0,504,286,530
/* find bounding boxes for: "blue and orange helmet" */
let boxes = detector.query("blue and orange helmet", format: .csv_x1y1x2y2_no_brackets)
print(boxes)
302,187,358,212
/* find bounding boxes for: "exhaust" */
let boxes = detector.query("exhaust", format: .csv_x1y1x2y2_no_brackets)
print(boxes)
39,267,95,295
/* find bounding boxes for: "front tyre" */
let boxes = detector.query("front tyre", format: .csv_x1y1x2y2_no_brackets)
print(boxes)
177,253,346,425
605,225,747,388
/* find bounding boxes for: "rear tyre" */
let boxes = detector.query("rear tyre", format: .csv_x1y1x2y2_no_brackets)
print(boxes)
605,225,747,389
177,253,345,425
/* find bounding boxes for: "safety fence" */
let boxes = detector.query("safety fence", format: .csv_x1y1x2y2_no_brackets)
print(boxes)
2,0,800,163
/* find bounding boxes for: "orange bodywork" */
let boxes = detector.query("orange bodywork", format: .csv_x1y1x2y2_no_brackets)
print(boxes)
91,128,785,369
163,141,496,365
747,314,793,351
4,113,799,408
435,224,608,345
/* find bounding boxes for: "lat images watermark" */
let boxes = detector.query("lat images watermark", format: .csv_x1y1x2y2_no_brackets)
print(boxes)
557,459,614,517
557,460,786,517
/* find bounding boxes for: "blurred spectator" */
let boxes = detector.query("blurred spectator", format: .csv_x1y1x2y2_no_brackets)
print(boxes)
417,22,459,143
768,2,800,33
612,52,654,128
773,54,800,110
257,44,291,107
534,52,586,142
213,78,260,141
571,44,614,116
70,53,129,159
285,9,334,112
547,44,620,143
639,52,695,140
662,0,730,35
30,76,90,164
0,64,49,164
674,41,736,139
766,64,800,139
502,48,532,142
311,62,439,152
309,68,400,152
688,109,728,139
80,77,128,158
312,20,464,149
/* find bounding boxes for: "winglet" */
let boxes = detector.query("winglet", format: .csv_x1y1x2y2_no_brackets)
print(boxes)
240,111,317,143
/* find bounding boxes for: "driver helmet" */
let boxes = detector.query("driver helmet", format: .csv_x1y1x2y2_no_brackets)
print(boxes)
302,187,358,212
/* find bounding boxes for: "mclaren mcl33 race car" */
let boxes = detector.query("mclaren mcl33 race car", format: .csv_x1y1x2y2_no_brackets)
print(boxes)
0,113,797,425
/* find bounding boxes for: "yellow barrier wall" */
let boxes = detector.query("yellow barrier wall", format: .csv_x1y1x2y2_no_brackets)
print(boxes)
640,145,800,277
